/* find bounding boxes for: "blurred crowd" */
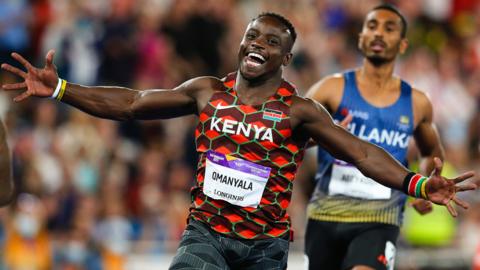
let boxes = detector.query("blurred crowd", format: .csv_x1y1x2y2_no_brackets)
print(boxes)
0,0,479,269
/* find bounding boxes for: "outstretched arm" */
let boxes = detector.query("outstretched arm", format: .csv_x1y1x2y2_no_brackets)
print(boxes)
0,121,13,206
59,78,208,120
295,97,410,189
292,97,476,216
2,50,217,121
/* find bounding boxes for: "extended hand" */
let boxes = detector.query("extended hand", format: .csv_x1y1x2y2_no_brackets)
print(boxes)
426,157,476,217
410,199,433,215
1,50,59,101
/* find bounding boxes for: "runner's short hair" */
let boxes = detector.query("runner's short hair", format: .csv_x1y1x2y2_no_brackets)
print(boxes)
370,3,408,38
255,12,297,49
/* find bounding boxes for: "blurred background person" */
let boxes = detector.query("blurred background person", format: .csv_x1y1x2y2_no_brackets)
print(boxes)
4,193,52,270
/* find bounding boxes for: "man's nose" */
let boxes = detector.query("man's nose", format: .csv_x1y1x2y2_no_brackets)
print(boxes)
250,39,266,50
373,27,384,38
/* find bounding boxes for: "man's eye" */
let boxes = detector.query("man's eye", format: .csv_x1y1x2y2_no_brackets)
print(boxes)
269,39,279,45
246,34,256,39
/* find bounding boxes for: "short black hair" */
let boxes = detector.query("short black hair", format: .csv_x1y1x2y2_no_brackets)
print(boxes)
371,3,408,38
255,12,297,48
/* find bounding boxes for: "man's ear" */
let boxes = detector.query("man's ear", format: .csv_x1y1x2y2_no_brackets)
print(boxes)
357,32,363,51
399,38,409,55
283,52,293,66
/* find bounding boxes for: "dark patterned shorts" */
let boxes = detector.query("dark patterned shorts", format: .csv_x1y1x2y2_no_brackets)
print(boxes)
304,219,399,270
169,219,289,270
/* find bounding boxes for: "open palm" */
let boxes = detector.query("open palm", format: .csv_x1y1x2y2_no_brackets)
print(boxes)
426,157,476,217
1,50,59,101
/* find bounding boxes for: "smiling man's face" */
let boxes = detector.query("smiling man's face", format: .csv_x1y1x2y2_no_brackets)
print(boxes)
238,16,293,80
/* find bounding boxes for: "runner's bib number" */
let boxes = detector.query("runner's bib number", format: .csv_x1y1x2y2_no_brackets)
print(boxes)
203,150,271,208
328,159,391,200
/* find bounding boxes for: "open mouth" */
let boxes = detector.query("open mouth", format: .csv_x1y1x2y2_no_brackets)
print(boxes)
370,40,386,51
245,52,266,67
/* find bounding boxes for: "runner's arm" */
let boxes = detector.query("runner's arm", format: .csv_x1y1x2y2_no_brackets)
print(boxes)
412,90,445,174
1,50,215,120
294,97,409,190
60,77,213,120
0,121,13,206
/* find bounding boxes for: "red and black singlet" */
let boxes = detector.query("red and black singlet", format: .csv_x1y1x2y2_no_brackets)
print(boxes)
190,72,307,240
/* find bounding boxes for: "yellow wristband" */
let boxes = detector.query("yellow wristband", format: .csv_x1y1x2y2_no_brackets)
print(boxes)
420,178,428,200
56,79,67,101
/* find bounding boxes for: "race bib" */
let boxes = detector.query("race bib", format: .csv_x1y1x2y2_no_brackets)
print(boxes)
328,159,391,200
203,150,271,208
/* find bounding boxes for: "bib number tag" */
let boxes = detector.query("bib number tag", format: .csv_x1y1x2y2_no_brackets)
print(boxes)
203,151,271,208
328,160,391,200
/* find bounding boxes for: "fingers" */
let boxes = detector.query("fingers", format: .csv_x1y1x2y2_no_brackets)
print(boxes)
13,91,32,102
452,196,469,210
2,82,27,90
442,197,450,205
444,196,470,217
410,198,427,206
445,202,457,217
420,204,433,215
455,182,477,192
415,204,433,215
431,157,443,177
11,52,34,71
451,171,476,184
45,50,55,69
1,63,27,78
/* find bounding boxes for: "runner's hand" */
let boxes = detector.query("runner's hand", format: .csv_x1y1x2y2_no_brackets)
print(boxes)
1,50,59,101
410,199,433,215
425,157,476,217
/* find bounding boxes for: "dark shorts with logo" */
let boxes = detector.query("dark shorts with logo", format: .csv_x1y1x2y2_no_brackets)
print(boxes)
304,219,399,270
169,219,289,270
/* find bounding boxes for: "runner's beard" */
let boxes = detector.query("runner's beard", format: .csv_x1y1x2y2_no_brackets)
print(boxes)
366,54,391,67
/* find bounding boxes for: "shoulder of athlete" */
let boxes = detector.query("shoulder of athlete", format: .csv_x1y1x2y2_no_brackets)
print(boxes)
306,73,344,112
411,87,433,125
174,76,227,115
175,76,224,99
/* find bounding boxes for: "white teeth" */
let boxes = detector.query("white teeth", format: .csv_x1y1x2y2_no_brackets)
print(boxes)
245,59,261,67
248,52,265,62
